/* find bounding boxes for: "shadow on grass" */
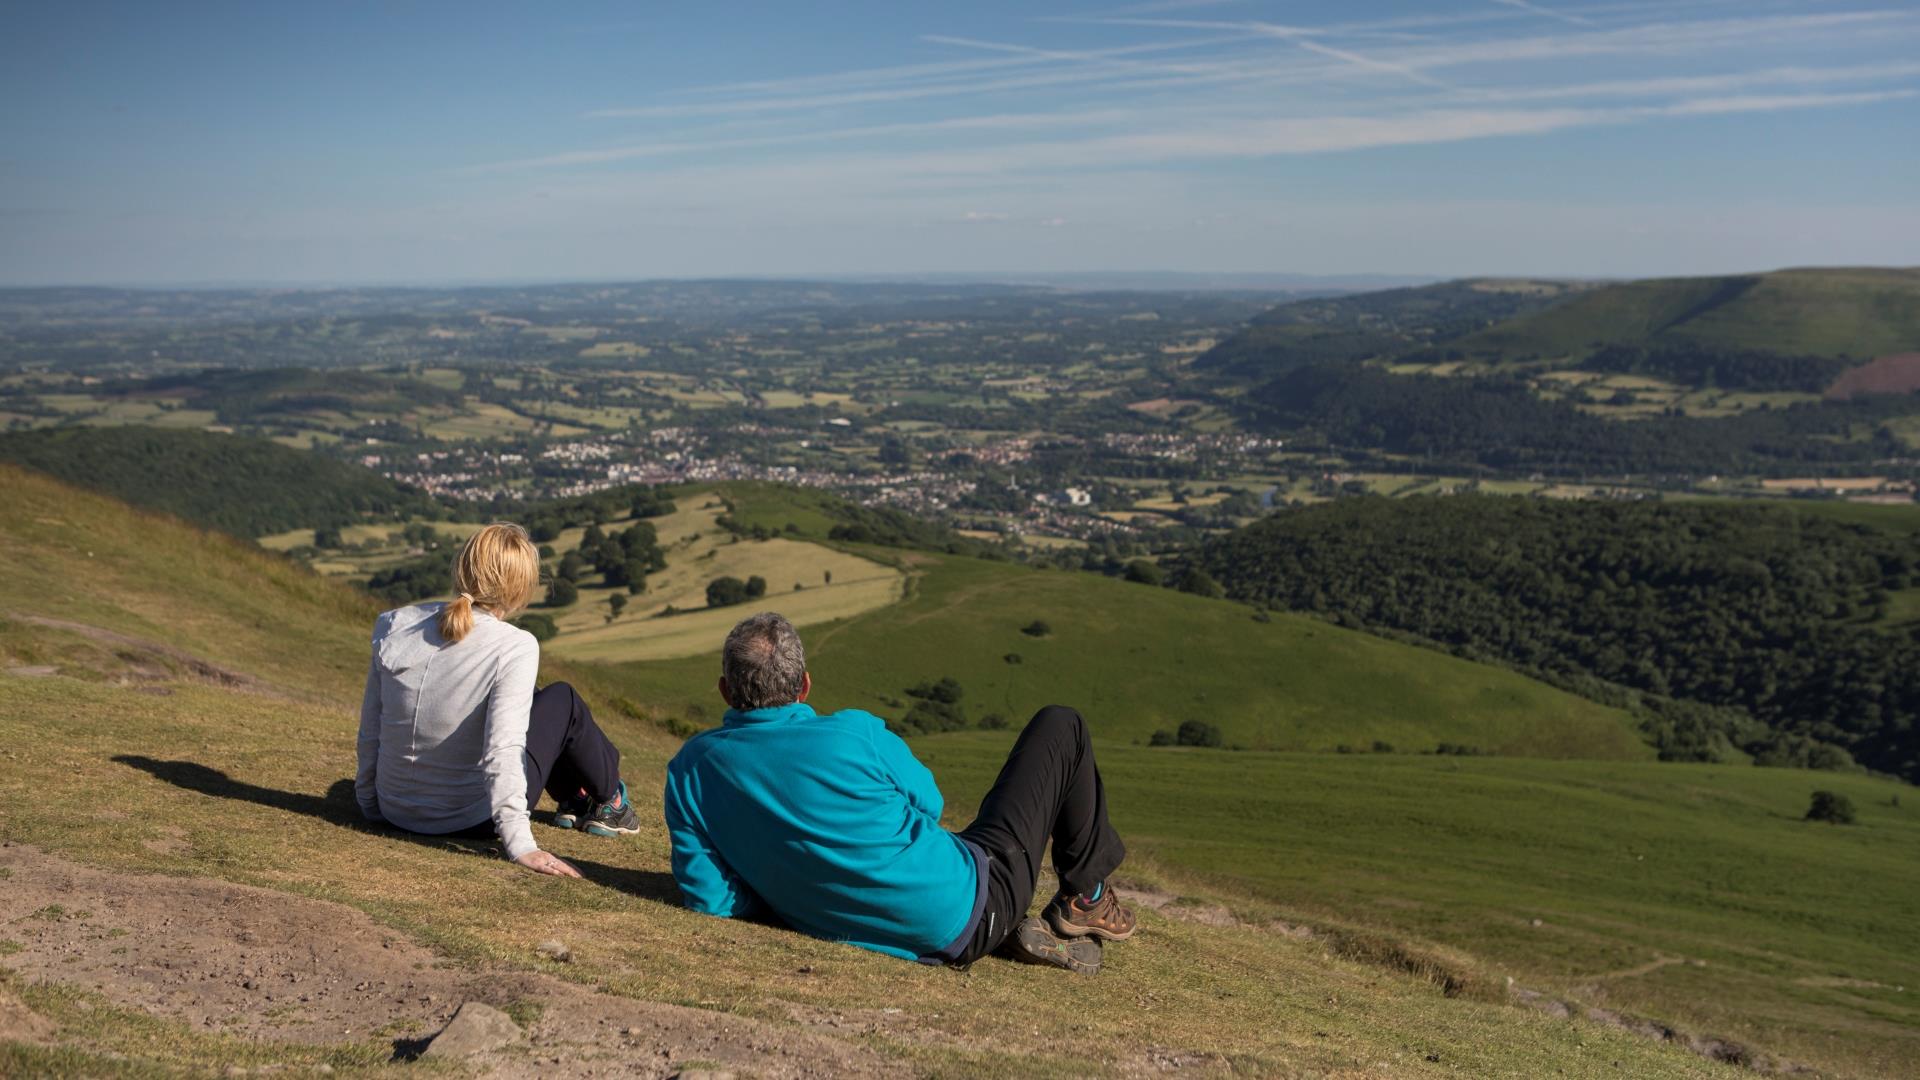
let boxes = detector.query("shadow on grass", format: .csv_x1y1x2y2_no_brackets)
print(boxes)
111,754,680,905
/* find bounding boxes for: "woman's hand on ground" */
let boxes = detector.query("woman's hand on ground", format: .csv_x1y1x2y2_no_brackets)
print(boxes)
514,849,583,878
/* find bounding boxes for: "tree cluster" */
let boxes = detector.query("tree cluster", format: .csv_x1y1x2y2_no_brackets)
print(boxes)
705,574,767,608
1189,496,1920,781
1581,344,1854,393
0,426,434,538
1241,364,1916,476
591,522,667,594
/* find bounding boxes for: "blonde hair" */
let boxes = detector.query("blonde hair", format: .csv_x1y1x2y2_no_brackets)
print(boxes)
438,522,541,644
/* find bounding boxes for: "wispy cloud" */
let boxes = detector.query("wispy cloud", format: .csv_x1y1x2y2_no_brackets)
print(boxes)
1492,0,1595,28
482,1,1919,212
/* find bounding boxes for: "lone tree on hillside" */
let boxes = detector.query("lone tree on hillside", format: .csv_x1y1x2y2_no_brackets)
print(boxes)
1021,619,1052,638
1173,567,1225,599
1176,720,1224,748
512,613,557,642
606,593,627,622
1806,790,1857,824
746,575,768,599
1124,559,1163,586
546,576,578,608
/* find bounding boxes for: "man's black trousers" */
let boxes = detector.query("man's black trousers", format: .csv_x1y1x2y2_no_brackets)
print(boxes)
951,704,1126,965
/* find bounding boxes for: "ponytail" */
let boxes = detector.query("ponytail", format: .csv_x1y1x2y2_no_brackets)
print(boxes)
436,523,539,646
439,591,477,644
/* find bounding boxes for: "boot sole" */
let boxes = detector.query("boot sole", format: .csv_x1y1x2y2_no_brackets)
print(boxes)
551,813,584,830
1005,918,1103,975
1046,912,1136,942
584,821,641,837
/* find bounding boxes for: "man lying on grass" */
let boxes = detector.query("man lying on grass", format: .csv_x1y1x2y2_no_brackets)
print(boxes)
663,612,1136,973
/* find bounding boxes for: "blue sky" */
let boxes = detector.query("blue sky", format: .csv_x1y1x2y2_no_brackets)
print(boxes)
3,0,1917,285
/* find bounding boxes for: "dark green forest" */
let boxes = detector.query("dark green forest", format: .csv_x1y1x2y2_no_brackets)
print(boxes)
1579,344,1855,393
1243,365,1915,475
0,426,434,537
1187,497,1920,782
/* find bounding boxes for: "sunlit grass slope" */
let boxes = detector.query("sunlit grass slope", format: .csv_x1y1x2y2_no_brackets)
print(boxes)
919,734,1920,1079
1463,267,1920,361
0,464,1732,1077
600,545,1653,760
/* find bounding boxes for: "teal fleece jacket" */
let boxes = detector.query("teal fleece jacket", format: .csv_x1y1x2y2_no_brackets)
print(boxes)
663,702,979,961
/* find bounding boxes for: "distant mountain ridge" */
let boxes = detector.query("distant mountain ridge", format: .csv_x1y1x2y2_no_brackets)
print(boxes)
1193,278,1594,378
1457,267,1920,362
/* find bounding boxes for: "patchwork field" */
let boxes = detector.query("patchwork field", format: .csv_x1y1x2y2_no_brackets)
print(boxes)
421,401,590,441
538,499,906,663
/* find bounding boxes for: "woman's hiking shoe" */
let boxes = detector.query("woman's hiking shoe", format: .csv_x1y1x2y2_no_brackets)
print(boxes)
1002,917,1103,975
1045,888,1138,941
583,781,640,837
551,791,592,830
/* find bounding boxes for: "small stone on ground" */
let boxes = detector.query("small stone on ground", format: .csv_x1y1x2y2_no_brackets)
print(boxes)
422,1001,525,1058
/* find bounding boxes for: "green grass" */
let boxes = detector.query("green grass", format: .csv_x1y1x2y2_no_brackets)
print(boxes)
1883,588,1920,628
1778,499,1920,537
596,547,1652,759
917,734,1920,1077
538,499,905,662
0,467,1740,1077
1464,267,1920,361
712,480,851,537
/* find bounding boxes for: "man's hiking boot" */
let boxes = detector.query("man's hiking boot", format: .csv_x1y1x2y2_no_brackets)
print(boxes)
1002,917,1103,975
1046,888,1137,942
583,781,640,837
551,790,592,830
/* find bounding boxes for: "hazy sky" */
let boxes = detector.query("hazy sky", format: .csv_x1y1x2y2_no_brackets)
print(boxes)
4,0,1917,285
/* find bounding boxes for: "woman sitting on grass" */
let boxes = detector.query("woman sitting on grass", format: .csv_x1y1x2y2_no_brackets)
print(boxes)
354,521,638,877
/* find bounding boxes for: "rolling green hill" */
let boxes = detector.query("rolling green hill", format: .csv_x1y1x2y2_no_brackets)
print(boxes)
0,464,1755,1077
1195,278,1591,377
594,485,1654,761
1460,267,1920,362
0,425,437,537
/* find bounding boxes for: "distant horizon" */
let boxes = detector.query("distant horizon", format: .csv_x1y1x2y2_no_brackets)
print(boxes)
7,263,1920,295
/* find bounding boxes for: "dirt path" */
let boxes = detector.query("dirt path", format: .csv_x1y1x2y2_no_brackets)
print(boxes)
0,843,890,1078
6,612,278,696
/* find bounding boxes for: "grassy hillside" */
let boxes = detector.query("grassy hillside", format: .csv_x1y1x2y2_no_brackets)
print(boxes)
0,425,435,537
1462,268,1920,362
596,544,1652,760
1196,278,1591,377
0,465,1740,1077
919,735,1920,1078
580,482,1645,757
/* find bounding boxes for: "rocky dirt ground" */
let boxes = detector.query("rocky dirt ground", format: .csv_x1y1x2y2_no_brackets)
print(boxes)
0,842,893,1077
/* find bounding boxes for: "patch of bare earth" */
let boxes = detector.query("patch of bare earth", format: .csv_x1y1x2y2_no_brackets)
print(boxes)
5,613,277,695
0,843,888,1077
1827,353,1920,399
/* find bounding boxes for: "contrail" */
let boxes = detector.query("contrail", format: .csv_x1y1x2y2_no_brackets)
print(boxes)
1492,0,1595,27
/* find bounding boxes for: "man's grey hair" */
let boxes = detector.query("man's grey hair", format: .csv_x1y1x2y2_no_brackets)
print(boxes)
721,612,808,711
